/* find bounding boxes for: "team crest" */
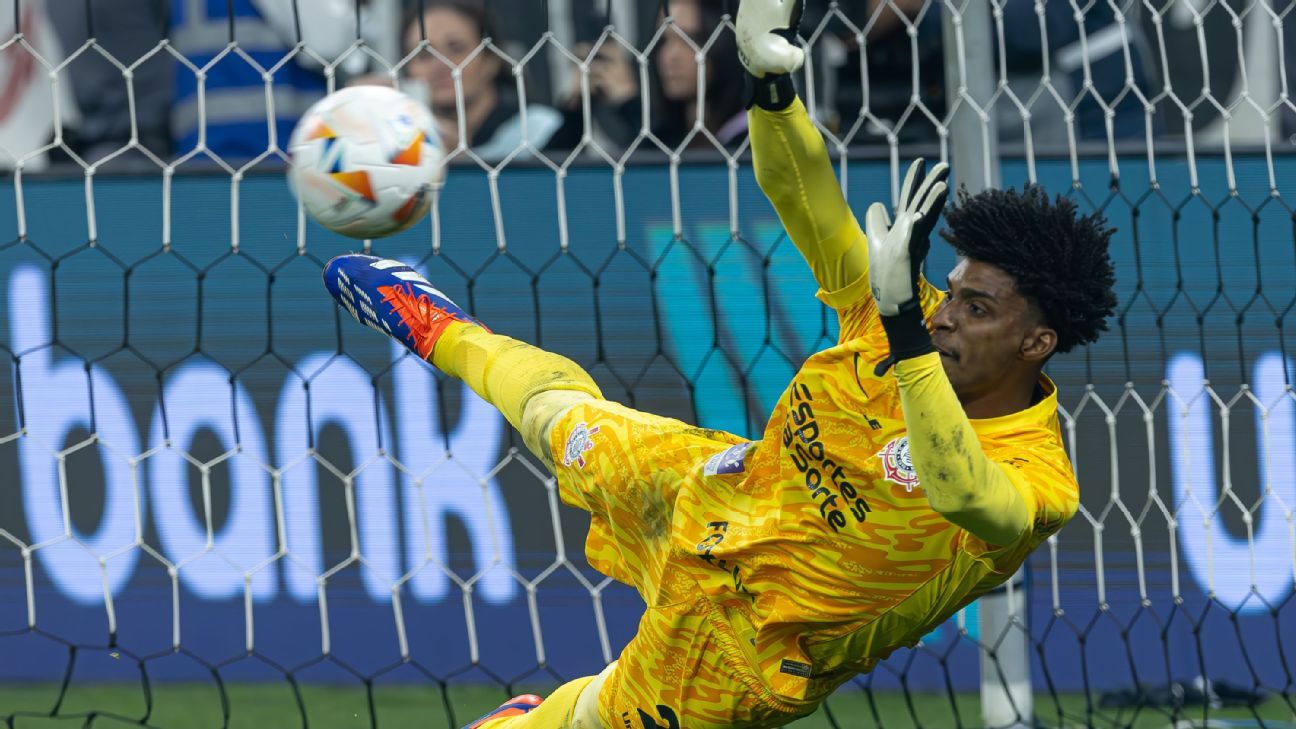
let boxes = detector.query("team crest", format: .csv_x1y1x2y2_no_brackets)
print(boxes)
563,422,600,468
876,436,920,491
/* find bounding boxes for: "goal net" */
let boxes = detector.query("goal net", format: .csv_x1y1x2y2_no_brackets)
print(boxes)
0,0,1292,727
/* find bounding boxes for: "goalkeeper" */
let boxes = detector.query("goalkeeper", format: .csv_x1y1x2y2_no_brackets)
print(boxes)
322,2,1116,726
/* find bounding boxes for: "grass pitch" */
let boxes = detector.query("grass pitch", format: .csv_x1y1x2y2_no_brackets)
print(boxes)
0,682,1291,728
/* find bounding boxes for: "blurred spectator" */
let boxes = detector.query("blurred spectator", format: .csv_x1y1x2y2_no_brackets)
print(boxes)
546,40,641,154
822,0,946,145
548,0,748,156
170,0,377,162
49,0,171,166
649,0,747,150
1000,1,1157,145
825,0,1155,146
0,0,80,171
395,0,563,163
485,0,560,110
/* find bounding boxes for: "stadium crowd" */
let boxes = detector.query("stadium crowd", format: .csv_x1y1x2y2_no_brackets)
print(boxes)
1,0,1271,170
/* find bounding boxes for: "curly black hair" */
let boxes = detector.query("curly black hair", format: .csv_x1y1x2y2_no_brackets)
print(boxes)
939,186,1118,354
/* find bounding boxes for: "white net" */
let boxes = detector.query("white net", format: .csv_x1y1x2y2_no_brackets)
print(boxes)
0,0,1293,727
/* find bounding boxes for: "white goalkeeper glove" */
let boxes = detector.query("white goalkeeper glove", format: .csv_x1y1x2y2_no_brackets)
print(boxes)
865,158,950,372
737,0,805,77
737,0,804,110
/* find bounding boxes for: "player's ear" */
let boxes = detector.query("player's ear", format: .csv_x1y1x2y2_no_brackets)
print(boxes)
1020,324,1056,363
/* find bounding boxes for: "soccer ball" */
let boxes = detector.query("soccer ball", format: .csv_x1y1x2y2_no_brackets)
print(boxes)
287,86,445,239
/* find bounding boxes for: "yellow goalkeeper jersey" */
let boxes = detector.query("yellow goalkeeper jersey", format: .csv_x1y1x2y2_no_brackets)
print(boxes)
547,100,1082,727
664,99,1079,708
666,280,1079,706
548,300,1079,725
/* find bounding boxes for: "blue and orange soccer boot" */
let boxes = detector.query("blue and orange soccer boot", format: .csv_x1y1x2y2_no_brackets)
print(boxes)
461,694,544,728
322,254,487,360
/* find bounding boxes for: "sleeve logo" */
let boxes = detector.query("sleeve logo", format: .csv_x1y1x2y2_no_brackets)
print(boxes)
703,441,754,476
876,436,920,491
562,422,601,468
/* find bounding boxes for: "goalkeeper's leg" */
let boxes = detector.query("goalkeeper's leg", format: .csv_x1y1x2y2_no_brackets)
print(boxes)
322,254,603,467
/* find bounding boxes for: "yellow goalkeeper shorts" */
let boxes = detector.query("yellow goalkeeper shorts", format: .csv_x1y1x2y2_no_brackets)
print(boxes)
547,400,815,728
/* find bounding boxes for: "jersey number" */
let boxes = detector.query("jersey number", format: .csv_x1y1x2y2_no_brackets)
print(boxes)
637,705,680,728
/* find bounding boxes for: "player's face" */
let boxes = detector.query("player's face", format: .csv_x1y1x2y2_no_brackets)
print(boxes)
657,0,701,102
404,8,500,112
928,259,1056,404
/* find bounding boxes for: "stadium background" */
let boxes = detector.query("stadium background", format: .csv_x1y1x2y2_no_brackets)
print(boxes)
0,0,1294,727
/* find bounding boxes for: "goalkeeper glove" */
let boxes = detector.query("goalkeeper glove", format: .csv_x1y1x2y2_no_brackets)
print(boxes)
736,0,804,111
865,158,950,374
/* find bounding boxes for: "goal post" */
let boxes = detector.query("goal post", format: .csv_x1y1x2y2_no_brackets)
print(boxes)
937,5,1031,727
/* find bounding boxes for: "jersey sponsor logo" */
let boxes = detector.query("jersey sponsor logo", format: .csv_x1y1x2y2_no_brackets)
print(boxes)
876,436,920,491
695,521,754,601
562,422,601,468
783,379,873,530
703,441,754,476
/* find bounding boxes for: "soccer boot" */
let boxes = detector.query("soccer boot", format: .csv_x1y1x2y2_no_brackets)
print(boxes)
322,254,486,360
461,694,544,728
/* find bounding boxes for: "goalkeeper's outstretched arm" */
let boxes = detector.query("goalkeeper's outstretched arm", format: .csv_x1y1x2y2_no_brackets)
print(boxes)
740,0,869,295
864,163,1032,547
895,354,1031,546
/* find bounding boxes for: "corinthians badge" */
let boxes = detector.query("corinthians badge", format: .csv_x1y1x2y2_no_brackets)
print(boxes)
876,436,920,492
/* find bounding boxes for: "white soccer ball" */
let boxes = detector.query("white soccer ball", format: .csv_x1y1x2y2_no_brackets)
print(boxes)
287,85,445,239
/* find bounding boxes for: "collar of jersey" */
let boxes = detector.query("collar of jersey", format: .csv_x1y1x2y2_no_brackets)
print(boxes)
966,374,1059,435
